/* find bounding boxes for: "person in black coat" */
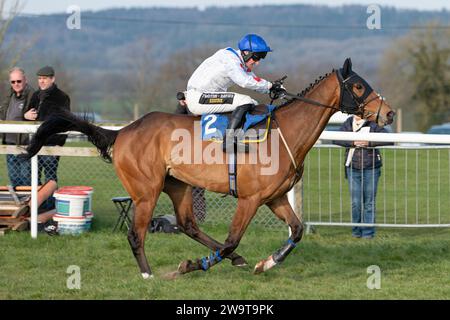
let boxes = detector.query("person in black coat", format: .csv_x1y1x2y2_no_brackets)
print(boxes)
26,66,71,187
333,115,393,239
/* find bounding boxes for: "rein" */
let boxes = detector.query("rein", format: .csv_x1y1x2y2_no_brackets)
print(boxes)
268,73,341,181
272,70,385,117
268,70,385,189
281,92,339,111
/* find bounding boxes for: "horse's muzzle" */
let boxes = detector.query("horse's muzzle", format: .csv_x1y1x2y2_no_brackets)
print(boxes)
386,111,395,125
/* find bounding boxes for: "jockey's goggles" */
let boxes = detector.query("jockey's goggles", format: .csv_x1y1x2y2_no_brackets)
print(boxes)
251,51,267,61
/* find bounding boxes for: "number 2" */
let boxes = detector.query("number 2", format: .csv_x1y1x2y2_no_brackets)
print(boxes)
204,115,217,135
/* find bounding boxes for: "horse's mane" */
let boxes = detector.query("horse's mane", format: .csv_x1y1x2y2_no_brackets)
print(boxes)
278,69,336,108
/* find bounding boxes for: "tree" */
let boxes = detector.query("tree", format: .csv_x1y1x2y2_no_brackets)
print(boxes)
0,0,31,91
50,59,76,110
144,47,217,112
379,23,450,132
122,39,155,119
408,27,450,131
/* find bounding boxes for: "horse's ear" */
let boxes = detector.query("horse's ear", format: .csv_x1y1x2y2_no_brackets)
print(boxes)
342,58,352,78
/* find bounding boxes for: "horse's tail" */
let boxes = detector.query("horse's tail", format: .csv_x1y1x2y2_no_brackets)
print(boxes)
25,111,119,162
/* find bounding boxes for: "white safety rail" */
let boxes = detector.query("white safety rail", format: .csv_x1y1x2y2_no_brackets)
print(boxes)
1,123,450,237
320,131,450,145
298,130,450,231
0,123,121,238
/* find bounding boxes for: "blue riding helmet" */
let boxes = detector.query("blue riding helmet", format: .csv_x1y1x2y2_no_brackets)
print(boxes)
238,34,272,53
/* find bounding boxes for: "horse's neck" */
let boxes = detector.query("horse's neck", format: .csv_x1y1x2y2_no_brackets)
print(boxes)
276,74,340,166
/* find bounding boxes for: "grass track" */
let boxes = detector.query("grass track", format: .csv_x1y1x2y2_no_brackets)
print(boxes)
1,146,449,299
1,224,449,299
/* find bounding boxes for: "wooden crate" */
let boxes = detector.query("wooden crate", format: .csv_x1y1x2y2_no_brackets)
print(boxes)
0,182,57,234
0,186,31,233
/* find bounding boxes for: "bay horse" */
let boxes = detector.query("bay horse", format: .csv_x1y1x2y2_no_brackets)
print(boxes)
25,58,394,279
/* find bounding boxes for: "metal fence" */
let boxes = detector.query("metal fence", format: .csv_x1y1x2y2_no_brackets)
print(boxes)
301,144,450,230
0,125,285,234
1,123,450,237
0,153,285,228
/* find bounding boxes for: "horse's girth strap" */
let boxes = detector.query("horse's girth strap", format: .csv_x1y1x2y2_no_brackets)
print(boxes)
228,151,238,197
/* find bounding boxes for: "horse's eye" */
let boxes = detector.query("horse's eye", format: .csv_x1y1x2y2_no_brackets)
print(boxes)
355,83,363,90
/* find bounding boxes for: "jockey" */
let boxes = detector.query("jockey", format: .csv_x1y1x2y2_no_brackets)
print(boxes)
182,34,284,152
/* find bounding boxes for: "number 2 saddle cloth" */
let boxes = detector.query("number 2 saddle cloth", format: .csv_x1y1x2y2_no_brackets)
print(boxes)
201,104,277,143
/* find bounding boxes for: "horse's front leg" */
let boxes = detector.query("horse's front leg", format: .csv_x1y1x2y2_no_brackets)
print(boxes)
163,177,248,268
254,194,303,274
177,197,260,275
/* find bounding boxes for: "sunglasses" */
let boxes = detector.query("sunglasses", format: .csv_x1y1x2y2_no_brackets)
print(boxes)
251,52,267,61
11,80,23,84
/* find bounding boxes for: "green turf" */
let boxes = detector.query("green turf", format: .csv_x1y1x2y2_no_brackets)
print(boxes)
0,146,449,299
0,225,449,299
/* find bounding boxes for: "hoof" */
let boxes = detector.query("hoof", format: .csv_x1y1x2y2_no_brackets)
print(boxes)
253,256,276,275
177,260,194,274
141,272,154,279
231,256,249,267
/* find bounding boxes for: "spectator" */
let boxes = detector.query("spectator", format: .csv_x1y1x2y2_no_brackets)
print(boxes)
174,100,207,222
26,66,71,186
333,115,393,239
0,67,35,187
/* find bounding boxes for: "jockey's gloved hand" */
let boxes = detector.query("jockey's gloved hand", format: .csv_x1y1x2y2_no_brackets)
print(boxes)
270,82,286,94
269,82,287,99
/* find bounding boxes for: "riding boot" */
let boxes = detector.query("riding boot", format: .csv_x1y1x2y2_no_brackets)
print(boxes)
223,104,254,153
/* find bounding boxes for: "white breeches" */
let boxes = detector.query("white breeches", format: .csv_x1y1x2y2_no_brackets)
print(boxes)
185,90,258,115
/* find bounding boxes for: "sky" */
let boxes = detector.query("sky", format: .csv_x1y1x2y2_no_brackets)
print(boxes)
19,0,450,14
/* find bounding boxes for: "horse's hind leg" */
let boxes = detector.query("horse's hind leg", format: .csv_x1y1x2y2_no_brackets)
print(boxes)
163,177,248,267
127,198,160,279
254,194,303,274
118,171,165,279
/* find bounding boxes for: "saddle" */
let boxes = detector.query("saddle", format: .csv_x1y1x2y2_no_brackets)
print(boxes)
200,104,276,145
200,105,277,198
176,93,274,144
176,92,277,198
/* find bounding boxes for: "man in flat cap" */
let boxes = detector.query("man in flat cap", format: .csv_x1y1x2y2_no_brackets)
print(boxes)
26,66,71,199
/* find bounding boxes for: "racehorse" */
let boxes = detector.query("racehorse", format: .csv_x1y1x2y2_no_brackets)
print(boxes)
25,58,394,279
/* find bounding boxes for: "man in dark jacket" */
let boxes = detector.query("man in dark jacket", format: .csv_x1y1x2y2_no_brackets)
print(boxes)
333,115,393,239
0,67,35,186
26,66,71,185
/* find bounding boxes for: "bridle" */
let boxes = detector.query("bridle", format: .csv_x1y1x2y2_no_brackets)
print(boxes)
271,69,387,184
336,70,386,125
275,69,386,124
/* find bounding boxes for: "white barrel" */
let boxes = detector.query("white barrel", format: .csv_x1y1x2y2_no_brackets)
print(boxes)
58,186,94,212
54,190,89,217
54,214,89,235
